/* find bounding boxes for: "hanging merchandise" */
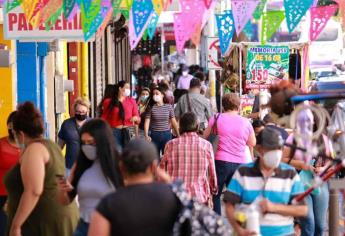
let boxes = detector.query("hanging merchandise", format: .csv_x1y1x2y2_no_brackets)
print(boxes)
152,0,163,15
261,10,285,45
132,0,154,37
309,5,338,41
215,10,235,55
284,0,314,33
147,12,159,40
231,0,260,36
253,0,267,20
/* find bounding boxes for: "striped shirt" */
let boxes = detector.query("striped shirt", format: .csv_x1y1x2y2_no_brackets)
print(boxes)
159,132,218,204
146,104,175,131
224,160,304,236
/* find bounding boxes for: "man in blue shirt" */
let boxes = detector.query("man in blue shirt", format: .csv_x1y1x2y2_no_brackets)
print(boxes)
224,127,307,236
58,97,90,176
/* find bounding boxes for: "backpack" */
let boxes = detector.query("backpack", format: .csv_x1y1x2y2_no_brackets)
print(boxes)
171,181,231,236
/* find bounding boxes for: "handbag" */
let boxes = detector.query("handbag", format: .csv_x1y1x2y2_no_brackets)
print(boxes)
209,113,220,153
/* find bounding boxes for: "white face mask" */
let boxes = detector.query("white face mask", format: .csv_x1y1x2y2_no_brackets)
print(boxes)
82,145,97,161
263,150,282,169
124,89,131,97
182,71,188,76
153,95,163,103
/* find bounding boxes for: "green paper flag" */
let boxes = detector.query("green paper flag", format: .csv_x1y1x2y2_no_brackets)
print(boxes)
125,0,133,9
45,6,64,31
81,0,102,40
120,9,129,19
253,0,267,20
261,10,285,45
112,0,122,15
6,0,22,12
142,29,148,41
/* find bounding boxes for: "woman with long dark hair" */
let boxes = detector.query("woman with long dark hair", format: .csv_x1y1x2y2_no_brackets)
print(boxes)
97,85,116,117
101,81,140,151
57,119,123,236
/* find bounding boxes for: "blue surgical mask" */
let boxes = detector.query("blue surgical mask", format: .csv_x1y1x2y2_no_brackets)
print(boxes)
140,95,149,102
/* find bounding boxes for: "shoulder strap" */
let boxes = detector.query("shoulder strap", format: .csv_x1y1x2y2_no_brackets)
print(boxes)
212,113,220,135
186,93,193,113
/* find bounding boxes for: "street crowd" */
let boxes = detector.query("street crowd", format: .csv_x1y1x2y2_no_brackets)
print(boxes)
0,64,335,236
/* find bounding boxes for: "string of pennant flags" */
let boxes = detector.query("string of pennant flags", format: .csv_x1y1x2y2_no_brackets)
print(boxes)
3,0,345,53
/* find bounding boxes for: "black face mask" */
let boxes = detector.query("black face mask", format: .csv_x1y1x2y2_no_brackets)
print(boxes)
8,129,14,141
75,114,87,121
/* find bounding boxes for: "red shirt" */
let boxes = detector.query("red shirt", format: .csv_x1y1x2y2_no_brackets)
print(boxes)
159,132,218,204
0,137,20,196
101,97,140,128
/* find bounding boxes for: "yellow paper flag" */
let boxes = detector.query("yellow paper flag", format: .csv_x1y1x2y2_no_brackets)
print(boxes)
152,0,163,15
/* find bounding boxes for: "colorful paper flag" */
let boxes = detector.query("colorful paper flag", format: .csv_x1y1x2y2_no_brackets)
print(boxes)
284,0,314,33
174,13,189,52
253,0,267,20
243,21,254,41
204,0,213,9
216,10,235,55
132,0,154,37
310,5,338,41
179,0,206,39
125,0,133,9
335,0,345,29
129,10,149,49
21,0,39,20
45,6,63,30
152,0,163,15
63,0,76,19
147,12,159,40
231,0,260,36
6,0,23,12
112,0,122,15
39,0,63,26
261,10,285,45
191,23,202,45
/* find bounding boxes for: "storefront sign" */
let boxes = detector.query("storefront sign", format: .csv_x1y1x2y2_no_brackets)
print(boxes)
207,37,222,70
3,6,85,41
240,95,255,116
246,45,289,89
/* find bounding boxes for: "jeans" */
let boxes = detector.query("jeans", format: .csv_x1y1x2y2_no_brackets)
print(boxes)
213,161,240,215
300,183,329,236
0,196,7,236
150,130,172,156
113,128,124,152
73,219,89,236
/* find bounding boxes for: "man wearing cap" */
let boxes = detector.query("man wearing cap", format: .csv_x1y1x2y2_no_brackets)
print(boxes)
224,127,307,236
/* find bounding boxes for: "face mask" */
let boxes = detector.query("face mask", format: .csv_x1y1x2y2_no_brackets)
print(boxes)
14,134,25,149
263,150,282,169
124,89,131,97
140,95,149,102
82,145,97,161
153,95,162,103
75,114,87,121
182,71,188,76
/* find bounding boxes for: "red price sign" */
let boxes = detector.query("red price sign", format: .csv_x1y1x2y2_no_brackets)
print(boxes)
251,69,268,81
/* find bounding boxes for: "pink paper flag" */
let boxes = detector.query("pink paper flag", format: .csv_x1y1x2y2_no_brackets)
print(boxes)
202,0,216,28
310,5,338,41
231,0,260,36
179,0,206,39
174,13,189,52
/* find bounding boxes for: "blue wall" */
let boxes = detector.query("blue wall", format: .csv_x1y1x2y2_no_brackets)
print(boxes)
16,41,49,135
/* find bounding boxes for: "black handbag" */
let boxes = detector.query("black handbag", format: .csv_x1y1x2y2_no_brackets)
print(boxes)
121,127,131,146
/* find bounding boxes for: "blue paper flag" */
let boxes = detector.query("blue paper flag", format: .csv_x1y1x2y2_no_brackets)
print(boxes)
216,11,235,55
132,0,154,37
284,0,314,33
148,12,159,40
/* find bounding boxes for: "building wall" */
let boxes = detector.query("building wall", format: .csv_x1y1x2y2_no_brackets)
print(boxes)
0,25,16,138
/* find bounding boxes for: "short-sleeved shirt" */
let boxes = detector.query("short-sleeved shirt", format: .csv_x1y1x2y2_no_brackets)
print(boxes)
101,97,139,128
208,113,254,163
175,92,213,126
58,117,83,169
96,183,181,236
224,161,305,236
0,137,20,196
146,104,174,132
177,75,193,90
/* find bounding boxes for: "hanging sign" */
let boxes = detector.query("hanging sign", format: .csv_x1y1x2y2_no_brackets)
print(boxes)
240,95,255,116
207,37,222,70
3,4,84,40
246,45,290,89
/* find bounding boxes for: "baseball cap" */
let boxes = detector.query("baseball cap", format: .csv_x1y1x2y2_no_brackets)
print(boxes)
257,127,284,149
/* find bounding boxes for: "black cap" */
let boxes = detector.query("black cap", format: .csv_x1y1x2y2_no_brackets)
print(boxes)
257,127,284,149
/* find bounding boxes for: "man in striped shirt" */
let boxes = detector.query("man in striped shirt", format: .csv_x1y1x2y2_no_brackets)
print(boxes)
224,127,307,236
159,112,217,206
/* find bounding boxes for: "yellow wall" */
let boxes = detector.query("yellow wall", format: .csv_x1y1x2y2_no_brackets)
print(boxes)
0,25,15,138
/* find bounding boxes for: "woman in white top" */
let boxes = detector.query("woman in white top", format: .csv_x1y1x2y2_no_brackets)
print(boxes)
57,119,123,236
